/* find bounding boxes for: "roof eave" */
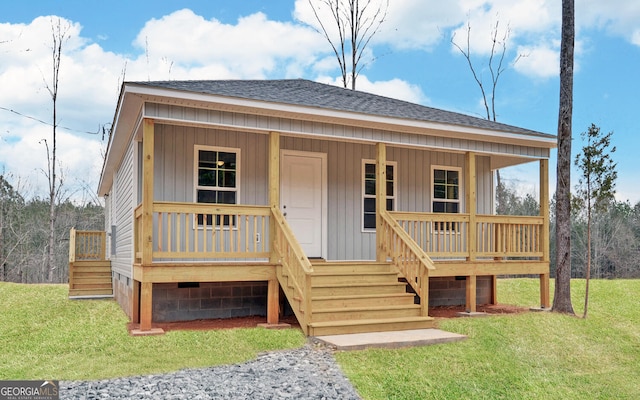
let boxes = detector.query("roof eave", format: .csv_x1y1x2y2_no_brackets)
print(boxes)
124,83,557,149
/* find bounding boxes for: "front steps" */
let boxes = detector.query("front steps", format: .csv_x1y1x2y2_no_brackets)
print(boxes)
279,261,434,336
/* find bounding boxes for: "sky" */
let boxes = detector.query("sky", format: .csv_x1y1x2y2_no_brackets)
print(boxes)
1,0,639,205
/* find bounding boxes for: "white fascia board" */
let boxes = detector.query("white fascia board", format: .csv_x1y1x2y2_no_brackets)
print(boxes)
97,86,144,196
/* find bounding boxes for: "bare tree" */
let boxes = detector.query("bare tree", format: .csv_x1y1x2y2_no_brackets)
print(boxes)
451,18,523,122
552,0,576,315
43,18,71,282
307,0,388,89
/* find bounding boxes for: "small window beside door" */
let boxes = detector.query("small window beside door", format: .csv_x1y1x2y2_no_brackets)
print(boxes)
362,160,397,231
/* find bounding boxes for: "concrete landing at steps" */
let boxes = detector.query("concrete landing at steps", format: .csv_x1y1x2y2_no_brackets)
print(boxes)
314,328,467,351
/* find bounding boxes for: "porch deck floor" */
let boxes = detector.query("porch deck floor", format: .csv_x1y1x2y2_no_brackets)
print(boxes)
314,328,466,351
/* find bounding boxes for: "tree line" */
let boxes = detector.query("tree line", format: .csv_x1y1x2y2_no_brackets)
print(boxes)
0,174,103,283
496,177,640,280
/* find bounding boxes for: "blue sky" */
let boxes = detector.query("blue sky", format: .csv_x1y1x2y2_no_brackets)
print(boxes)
1,0,639,204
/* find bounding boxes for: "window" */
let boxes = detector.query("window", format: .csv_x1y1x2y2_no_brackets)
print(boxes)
194,146,240,226
432,166,461,230
362,160,396,230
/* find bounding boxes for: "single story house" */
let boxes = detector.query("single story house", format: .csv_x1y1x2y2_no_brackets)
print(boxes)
71,79,555,336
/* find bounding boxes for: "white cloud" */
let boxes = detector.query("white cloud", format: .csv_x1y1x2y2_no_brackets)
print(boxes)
315,74,428,104
577,0,640,46
131,9,324,80
513,42,559,79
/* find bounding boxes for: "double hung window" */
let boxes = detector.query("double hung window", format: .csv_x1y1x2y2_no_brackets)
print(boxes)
195,146,239,226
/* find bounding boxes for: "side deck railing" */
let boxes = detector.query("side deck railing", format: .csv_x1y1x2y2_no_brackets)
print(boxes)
69,228,107,262
390,211,544,259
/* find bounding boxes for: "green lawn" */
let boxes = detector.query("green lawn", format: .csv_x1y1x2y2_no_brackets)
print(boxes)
0,282,305,380
2,280,639,399
336,279,640,399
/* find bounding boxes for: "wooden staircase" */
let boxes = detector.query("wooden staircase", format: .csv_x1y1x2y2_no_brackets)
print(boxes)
68,260,113,298
278,261,434,336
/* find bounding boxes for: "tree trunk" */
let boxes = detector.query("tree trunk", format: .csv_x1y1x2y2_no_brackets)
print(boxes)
552,0,575,314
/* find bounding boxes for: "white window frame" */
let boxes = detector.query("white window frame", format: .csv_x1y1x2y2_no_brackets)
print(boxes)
362,159,397,232
193,145,241,230
431,165,462,232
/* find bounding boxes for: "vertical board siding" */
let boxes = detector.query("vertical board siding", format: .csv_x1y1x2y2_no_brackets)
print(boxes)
111,141,135,278
154,125,268,205
145,103,548,159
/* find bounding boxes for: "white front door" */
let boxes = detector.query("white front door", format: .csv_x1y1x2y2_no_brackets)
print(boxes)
281,150,326,258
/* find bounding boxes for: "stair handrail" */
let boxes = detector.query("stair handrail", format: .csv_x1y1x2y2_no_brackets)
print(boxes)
271,207,314,333
379,210,435,316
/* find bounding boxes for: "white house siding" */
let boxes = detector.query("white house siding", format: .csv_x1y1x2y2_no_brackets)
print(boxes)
111,140,136,278
144,104,550,160
154,125,268,205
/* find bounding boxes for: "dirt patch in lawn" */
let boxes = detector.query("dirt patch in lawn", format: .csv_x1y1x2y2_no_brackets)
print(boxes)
127,305,527,333
428,303,529,318
128,315,300,333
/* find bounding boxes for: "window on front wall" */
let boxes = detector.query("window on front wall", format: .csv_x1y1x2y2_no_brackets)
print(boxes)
363,160,396,231
432,166,461,230
194,146,240,226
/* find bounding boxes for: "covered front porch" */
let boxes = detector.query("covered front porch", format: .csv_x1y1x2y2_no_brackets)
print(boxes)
125,119,550,334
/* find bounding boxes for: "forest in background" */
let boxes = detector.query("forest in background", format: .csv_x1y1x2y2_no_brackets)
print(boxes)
1,171,639,284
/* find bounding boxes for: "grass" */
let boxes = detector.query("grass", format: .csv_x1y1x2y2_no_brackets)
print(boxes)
2,279,639,399
0,282,305,380
336,278,640,400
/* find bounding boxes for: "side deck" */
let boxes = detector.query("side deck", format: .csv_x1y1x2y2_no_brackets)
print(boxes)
68,229,113,298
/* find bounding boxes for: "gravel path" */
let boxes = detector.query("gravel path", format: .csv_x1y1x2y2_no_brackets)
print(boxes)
60,344,361,399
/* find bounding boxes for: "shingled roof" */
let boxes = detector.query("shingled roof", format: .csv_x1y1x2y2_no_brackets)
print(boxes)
133,79,553,139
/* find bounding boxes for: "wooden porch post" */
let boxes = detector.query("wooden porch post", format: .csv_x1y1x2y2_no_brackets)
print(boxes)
539,159,551,308
142,119,154,266
466,275,477,313
376,143,387,263
267,131,281,324
140,281,153,331
269,131,280,263
132,280,140,324
465,152,477,312
139,118,154,330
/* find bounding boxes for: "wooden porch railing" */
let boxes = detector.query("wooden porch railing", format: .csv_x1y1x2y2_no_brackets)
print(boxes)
69,228,106,262
379,211,435,316
135,202,271,263
391,211,544,259
271,207,313,335
476,215,543,257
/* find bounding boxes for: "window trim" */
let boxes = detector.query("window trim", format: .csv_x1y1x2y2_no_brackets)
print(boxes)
431,165,462,232
430,165,462,213
193,145,241,229
362,159,397,232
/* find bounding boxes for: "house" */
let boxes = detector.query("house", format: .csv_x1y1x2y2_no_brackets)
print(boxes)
70,79,555,336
